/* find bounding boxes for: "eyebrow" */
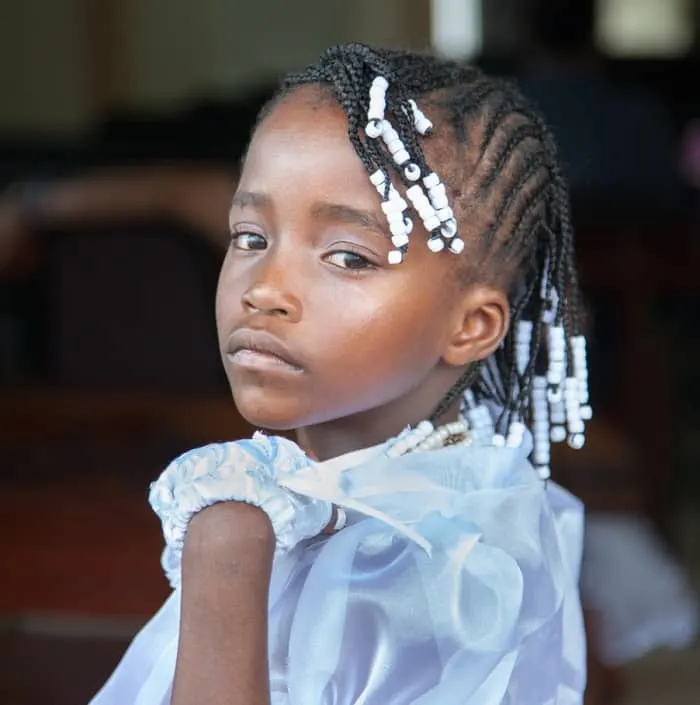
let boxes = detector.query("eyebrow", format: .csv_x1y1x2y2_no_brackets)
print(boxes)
230,191,269,209
311,202,390,239
231,191,390,240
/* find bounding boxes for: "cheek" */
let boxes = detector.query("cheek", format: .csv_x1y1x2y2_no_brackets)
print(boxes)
316,283,450,382
215,255,242,336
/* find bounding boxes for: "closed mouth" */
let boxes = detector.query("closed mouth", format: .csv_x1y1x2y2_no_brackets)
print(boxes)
226,329,304,372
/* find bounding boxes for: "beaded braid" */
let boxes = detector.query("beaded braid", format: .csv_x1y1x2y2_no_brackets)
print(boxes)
271,43,589,479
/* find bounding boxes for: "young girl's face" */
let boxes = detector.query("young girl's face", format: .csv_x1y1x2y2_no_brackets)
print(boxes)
216,86,501,437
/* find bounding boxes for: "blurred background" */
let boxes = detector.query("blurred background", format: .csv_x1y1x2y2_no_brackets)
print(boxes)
1,0,700,703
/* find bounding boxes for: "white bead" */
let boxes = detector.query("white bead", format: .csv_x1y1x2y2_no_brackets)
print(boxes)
415,116,432,135
517,320,533,341
381,199,403,215
417,420,433,434
393,148,410,166
416,202,437,220
448,237,465,254
547,386,563,404
367,94,386,119
567,419,584,434
430,192,449,210
365,119,384,139
409,99,433,134
391,233,409,248
550,404,566,425
404,163,421,181
424,215,441,232
441,219,458,238
405,184,426,205
332,506,347,531
423,172,440,189
386,138,403,155
548,347,565,364
411,196,433,214
580,405,593,421
541,308,555,325
382,127,399,145
492,434,506,447
509,421,526,436
571,335,586,350
428,183,446,199
386,211,406,227
547,372,564,388
368,104,385,123
369,87,386,103
370,169,385,186
427,237,445,252
537,466,551,481
418,204,440,223
372,76,389,91
405,184,421,198
548,326,565,346
567,433,585,450
436,206,453,222
550,426,567,443
387,250,404,265
548,358,565,375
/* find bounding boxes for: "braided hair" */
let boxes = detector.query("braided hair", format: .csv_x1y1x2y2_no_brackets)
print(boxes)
263,43,589,477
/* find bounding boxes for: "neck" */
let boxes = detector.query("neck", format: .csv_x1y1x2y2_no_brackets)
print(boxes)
294,386,461,462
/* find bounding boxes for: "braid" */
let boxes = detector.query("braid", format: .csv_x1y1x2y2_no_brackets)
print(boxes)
269,43,588,474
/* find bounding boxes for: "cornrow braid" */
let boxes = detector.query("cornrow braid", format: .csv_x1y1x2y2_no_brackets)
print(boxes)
269,43,590,479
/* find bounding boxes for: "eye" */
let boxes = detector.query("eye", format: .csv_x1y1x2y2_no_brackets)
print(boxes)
325,250,375,271
230,231,267,251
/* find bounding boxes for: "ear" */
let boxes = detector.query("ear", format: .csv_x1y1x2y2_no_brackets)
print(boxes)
442,286,510,366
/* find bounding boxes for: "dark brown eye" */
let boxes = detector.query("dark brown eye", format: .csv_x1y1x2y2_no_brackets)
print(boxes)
231,232,267,251
325,251,373,270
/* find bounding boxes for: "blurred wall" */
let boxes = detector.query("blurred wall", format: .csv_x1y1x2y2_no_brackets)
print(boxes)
0,0,89,133
0,0,429,135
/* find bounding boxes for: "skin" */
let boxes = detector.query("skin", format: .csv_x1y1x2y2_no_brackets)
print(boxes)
173,85,510,705
218,85,509,461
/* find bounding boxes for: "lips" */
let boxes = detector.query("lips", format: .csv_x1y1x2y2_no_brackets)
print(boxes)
226,329,304,371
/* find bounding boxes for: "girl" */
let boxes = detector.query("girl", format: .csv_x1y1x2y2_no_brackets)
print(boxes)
90,44,589,704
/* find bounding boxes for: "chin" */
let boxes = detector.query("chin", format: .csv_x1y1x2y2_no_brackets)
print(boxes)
232,387,310,432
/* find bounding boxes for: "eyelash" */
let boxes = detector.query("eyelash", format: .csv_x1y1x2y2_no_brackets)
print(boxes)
229,230,377,271
325,250,375,271
230,231,266,251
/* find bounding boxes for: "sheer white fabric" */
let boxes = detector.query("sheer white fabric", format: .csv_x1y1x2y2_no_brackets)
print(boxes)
90,438,586,705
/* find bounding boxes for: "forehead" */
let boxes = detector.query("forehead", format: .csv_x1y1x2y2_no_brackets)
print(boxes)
239,84,477,284
241,87,370,194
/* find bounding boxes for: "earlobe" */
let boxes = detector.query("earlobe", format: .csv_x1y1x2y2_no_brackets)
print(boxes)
443,287,510,366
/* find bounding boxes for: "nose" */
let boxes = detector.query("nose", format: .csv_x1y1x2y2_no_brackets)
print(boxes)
241,258,302,322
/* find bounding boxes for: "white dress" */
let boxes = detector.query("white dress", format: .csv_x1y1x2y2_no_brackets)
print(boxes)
89,436,586,705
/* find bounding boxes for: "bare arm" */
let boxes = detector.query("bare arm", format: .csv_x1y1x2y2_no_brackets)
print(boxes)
171,501,274,705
